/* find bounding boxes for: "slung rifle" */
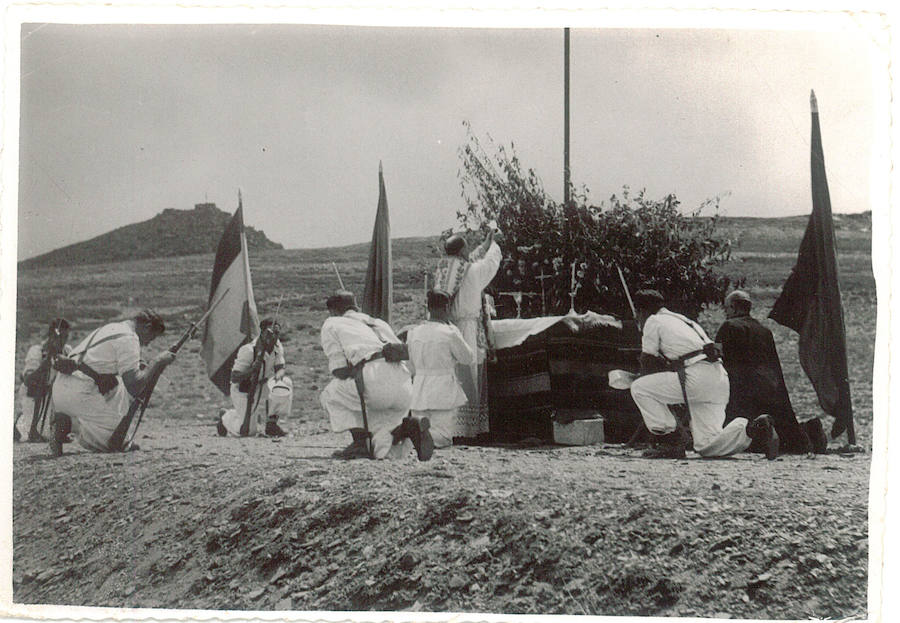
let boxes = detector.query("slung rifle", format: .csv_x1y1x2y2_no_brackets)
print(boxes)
107,289,230,452
239,294,284,437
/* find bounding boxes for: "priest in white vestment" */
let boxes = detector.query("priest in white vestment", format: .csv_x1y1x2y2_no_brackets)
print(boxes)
432,228,502,437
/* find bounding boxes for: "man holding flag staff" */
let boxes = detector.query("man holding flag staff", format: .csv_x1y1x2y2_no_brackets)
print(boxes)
49,310,176,456
216,317,291,438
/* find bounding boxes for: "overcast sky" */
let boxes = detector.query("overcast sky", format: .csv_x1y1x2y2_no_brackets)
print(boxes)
15,20,882,260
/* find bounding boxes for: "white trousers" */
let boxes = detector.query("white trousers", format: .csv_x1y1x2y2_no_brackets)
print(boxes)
17,384,54,440
221,376,293,437
266,376,293,420
412,408,456,448
321,360,413,459
630,361,751,457
52,373,128,452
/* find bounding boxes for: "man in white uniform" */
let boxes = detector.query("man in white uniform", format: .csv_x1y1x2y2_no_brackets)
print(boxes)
432,228,502,437
319,290,433,461
628,290,778,459
406,290,475,448
217,317,292,437
50,310,176,456
17,318,71,442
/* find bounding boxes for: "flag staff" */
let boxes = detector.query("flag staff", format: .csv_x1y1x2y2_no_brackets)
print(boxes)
563,27,571,207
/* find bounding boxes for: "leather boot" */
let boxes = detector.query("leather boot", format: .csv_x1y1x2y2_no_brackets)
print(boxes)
265,417,286,437
404,416,434,462
801,418,828,454
642,430,686,459
215,408,227,437
746,414,779,460
49,413,72,458
332,428,371,459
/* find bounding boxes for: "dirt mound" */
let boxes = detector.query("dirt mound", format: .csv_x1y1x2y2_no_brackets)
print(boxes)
12,419,869,619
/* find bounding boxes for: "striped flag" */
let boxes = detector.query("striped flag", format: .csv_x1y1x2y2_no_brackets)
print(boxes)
201,193,259,395
361,161,393,323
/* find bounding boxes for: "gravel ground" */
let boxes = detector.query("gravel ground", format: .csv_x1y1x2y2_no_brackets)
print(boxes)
12,417,870,620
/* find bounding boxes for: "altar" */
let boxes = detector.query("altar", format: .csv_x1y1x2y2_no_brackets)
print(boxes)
486,311,644,443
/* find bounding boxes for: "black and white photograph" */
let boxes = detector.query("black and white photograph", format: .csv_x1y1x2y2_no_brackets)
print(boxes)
2,3,895,622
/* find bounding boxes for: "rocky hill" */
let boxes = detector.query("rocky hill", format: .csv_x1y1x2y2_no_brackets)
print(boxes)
19,203,282,268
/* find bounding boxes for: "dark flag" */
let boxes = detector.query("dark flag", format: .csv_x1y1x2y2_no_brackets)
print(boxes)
768,90,854,443
201,193,260,395
361,161,393,323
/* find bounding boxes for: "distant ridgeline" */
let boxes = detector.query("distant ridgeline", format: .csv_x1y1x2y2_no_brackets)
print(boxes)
20,203,283,268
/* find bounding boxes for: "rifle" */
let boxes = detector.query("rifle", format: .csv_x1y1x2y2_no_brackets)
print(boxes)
239,294,284,436
615,263,637,320
29,329,64,441
332,262,345,290
108,289,230,452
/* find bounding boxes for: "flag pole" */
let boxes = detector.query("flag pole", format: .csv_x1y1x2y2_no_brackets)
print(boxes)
563,27,571,207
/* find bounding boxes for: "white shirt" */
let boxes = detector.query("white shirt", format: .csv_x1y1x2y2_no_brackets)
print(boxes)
320,310,399,372
407,321,475,410
231,337,285,382
69,321,141,376
641,308,712,361
22,342,72,382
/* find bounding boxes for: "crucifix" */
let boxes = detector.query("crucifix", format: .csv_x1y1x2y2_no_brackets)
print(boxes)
569,260,581,313
535,269,553,316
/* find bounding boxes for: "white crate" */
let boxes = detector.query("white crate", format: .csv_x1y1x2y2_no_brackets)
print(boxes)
552,417,605,446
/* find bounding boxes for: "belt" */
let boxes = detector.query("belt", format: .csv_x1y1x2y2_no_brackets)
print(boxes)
350,351,384,370
674,348,707,369
74,362,118,394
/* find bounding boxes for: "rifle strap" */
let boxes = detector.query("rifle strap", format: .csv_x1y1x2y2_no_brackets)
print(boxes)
69,330,131,363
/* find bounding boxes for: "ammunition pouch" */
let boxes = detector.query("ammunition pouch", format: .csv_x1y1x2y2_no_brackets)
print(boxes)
238,378,252,393
75,362,118,395
702,342,722,363
53,356,77,376
331,366,354,381
381,342,409,363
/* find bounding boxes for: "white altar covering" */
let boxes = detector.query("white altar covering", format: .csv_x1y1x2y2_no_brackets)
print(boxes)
490,311,622,350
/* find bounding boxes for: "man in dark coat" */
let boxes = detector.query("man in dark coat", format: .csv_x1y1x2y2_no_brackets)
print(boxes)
715,290,819,455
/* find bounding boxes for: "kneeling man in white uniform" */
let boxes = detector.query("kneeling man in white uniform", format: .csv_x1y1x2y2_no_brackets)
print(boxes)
217,317,292,437
51,309,176,456
319,290,433,461
406,289,474,448
628,289,777,460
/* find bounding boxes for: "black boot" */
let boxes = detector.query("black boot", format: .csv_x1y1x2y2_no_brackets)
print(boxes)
801,418,828,454
333,428,371,459
642,430,686,459
746,414,779,460
215,408,227,437
404,416,434,462
49,413,72,458
265,417,287,437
